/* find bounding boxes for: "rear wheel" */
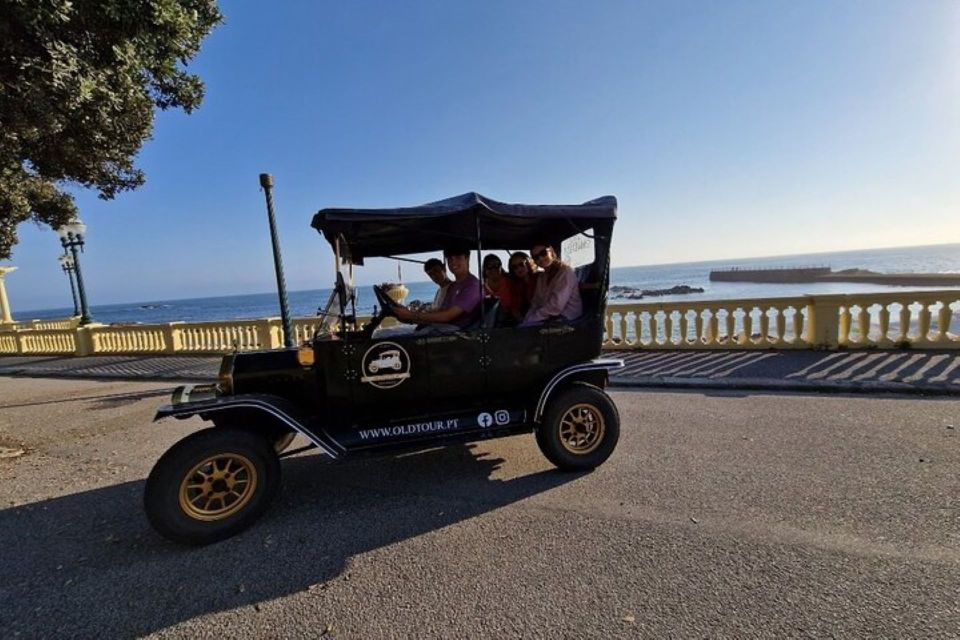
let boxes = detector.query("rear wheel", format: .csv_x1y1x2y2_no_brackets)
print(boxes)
537,385,620,471
144,428,281,545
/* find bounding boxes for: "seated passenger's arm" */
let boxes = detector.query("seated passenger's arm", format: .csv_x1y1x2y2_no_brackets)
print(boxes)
523,268,578,325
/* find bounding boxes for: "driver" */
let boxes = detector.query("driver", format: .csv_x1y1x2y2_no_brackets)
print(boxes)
395,246,481,329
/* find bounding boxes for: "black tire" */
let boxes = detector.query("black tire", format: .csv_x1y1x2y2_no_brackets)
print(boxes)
537,385,620,471
144,428,281,546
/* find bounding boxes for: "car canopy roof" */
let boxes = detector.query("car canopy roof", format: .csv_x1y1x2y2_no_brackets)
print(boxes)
311,192,617,261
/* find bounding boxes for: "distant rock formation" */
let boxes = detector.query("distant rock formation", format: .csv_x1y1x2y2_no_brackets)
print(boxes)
609,284,705,300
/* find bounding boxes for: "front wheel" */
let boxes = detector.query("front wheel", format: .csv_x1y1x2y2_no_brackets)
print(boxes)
144,428,281,545
536,385,620,471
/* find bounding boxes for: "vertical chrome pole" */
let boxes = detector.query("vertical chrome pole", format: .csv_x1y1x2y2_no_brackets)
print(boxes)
259,173,294,348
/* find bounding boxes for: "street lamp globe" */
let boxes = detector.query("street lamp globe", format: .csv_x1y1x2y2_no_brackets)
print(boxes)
58,219,87,242
69,219,87,240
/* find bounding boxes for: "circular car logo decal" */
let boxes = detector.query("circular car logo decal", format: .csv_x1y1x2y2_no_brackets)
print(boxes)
360,342,411,389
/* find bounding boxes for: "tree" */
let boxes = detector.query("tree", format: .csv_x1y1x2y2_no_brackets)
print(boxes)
0,0,223,259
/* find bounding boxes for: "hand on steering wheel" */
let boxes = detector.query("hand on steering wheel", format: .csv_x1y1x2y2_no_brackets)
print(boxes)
372,284,401,318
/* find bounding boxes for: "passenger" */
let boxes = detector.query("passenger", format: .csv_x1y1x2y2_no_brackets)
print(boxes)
521,242,582,326
395,246,481,329
482,254,524,322
423,257,451,310
508,251,539,312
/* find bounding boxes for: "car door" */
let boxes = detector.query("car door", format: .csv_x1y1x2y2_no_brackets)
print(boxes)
483,324,550,410
422,329,486,414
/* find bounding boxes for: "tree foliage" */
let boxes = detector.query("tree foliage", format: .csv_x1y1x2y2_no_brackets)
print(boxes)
0,0,222,259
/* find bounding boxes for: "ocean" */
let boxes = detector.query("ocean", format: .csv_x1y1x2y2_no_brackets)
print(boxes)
18,243,960,325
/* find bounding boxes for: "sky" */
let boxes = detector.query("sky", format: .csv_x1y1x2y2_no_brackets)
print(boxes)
3,0,959,311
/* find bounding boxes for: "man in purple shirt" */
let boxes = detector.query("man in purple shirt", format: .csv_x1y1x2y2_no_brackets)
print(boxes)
521,241,583,326
395,247,481,329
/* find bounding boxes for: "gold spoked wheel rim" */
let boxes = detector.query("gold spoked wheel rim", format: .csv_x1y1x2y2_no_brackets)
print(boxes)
558,403,606,455
178,453,258,522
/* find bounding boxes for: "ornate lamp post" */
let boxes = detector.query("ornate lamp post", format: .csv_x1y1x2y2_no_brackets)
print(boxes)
58,253,81,317
259,174,293,348
56,220,94,325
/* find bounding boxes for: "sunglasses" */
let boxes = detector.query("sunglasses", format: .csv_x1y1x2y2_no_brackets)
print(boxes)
532,249,550,260
484,264,501,271
509,262,525,271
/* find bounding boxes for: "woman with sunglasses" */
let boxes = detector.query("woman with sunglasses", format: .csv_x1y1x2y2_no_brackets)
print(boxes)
507,251,538,311
483,254,524,323
521,242,582,326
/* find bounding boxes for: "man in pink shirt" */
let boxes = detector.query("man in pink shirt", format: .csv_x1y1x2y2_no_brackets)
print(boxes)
521,242,583,326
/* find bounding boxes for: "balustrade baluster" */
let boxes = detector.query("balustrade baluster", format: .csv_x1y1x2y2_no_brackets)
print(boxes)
838,305,852,345
759,308,770,344
680,312,689,345
708,311,718,346
857,306,869,344
651,312,660,346
793,308,804,345
937,303,953,342
744,309,755,345
618,313,628,346
724,311,734,344
626,312,638,347
665,312,675,346
695,311,705,345
917,303,931,343
898,302,911,343
775,309,786,345
639,312,651,346
878,305,890,344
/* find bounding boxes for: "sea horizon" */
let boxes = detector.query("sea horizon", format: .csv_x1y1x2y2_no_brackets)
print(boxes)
14,241,960,323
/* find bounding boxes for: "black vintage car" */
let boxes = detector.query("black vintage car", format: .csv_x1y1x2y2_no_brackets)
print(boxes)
145,192,622,545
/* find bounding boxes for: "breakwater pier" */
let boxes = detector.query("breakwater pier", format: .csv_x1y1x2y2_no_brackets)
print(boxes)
710,266,960,286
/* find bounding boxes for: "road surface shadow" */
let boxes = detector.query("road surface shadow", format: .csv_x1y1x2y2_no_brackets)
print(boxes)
0,388,174,410
0,444,579,637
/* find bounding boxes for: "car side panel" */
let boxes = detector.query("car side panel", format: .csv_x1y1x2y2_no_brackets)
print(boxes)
484,325,550,405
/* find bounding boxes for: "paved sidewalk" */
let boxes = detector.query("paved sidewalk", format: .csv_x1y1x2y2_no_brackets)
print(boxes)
0,355,219,382
605,349,960,395
2,349,960,394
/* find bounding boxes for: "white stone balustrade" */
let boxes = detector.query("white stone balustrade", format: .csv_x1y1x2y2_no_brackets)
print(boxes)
1,289,958,356
602,290,960,349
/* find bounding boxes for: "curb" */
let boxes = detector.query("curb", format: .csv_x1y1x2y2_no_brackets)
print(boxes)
609,375,960,397
0,367,215,384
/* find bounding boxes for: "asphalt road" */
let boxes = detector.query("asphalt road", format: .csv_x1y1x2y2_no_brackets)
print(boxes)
0,377,957,638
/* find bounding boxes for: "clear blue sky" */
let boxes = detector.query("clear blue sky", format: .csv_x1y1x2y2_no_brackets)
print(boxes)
4,0,959,311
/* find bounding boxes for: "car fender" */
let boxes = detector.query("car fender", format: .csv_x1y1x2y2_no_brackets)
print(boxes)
534,358,624,422
155,386,340,459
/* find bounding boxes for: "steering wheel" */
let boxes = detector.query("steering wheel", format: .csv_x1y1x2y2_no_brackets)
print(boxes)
372,284,400,318
363,284,402,337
